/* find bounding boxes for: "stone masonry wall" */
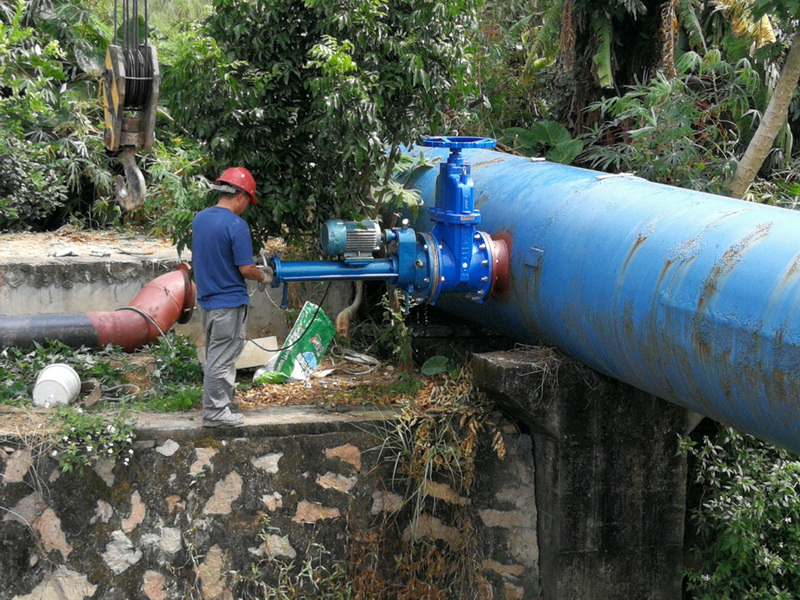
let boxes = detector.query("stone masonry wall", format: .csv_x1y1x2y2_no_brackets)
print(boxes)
0,406,538,599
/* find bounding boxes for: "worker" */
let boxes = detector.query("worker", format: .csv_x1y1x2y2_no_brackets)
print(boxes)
191,167,271,427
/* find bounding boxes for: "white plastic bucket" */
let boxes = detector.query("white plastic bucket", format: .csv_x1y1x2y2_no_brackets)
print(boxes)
32,363,81,407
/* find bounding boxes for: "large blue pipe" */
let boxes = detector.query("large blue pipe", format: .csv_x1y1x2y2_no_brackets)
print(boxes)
403,147,800,453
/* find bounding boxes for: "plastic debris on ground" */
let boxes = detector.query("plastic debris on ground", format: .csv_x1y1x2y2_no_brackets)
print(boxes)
253,301,335,384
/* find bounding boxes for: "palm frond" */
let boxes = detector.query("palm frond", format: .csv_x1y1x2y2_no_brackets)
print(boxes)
522,0,566,80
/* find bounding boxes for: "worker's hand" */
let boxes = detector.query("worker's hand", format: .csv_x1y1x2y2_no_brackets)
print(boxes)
257,266,274,291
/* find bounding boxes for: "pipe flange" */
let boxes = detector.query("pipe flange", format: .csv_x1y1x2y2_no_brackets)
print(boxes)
176,263,196,324
417,232,441,304
489,233,511,299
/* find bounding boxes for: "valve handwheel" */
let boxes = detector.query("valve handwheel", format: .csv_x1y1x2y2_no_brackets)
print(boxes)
422,136,496,149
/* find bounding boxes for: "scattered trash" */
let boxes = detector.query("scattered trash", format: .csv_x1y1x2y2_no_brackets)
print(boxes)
90,250,112,257
117,247,155,256
81,379,102,406
52,247,79,257
254,301,335,384
32,363,81,407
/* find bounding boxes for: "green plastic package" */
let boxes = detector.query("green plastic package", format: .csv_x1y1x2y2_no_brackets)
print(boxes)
253,301,335,384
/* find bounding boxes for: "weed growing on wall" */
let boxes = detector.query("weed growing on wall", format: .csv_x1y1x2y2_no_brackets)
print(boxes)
358,367,503,599
682,426,800,598
236,534,352,600
49,406,135,474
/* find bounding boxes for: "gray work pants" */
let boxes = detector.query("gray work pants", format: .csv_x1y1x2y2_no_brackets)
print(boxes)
201,305,247,419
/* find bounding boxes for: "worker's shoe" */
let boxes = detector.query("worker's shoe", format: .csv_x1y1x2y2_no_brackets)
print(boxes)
202,409,244,428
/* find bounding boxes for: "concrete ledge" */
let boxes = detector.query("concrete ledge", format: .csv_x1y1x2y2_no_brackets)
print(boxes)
0,235,354,346
132,405,402,441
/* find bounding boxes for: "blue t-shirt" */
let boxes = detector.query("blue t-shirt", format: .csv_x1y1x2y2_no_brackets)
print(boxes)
191,206,255,310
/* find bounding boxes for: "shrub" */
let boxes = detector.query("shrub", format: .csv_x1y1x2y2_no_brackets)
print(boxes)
582,50,760,193
682,427,800,599
160,0,480,250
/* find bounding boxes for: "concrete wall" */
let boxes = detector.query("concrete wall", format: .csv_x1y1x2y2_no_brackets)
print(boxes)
0,406,539,599
473,348,700,600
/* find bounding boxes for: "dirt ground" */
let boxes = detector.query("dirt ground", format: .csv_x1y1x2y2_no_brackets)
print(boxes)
239,356,426,407
0,225,180,264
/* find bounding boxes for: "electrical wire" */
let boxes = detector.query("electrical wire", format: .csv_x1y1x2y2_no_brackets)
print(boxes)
114,306,174,351
248,282,333,354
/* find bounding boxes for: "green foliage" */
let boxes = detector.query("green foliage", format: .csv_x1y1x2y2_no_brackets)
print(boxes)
366,368,501,598
49,405,135,473
751,0,800,22
0,0,209,236
137,333,204,410
236,539,353,600
376,290,413,369
500,120,585,164
161,0,480,248
0,0,117,232
747,155,800,206
137,134,210,249
471,0,544,135
148,0,211,34
420,355,451,376
583,50,761,192
682,427,800,599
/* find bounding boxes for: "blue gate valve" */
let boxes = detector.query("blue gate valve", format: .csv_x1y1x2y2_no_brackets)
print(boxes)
267,136,509,307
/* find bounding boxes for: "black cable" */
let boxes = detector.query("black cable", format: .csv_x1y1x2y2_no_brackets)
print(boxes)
249,282,333,354
114,306,174,351
133,0,139,51
122,46,153,109
121,0,127,48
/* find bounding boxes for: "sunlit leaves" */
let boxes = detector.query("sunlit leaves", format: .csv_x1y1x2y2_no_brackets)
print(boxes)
682,427,800,598
161,0,479,247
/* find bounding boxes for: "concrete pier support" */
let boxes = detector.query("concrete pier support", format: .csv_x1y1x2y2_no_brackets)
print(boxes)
472,347,702,600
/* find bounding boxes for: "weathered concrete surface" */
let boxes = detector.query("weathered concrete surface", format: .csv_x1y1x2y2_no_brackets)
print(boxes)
0,405,538,599
472,348,700,600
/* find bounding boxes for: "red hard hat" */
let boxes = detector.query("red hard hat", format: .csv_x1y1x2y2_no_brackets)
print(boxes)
216,167,257,205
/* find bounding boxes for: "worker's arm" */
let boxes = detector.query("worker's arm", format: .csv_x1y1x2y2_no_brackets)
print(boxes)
239,264,272,284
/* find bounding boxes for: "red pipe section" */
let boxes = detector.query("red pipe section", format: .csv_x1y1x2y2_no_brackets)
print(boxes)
86,263,195,352
87,264,195,351
0,265,195,352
